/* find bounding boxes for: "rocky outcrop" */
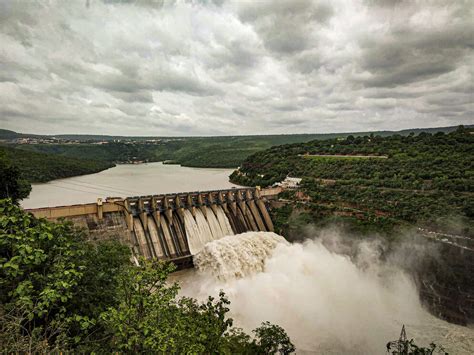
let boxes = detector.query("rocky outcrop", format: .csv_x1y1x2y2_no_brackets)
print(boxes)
415,231,474,325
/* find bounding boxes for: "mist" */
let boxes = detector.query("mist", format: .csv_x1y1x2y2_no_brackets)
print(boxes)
174,231,474,354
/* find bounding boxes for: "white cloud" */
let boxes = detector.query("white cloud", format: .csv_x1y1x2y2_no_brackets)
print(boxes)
0,0,472,136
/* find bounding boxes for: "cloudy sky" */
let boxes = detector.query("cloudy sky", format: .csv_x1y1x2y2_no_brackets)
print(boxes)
0,0,472,136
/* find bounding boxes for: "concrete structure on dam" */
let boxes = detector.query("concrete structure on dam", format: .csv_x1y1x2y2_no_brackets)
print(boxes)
26,187,281,269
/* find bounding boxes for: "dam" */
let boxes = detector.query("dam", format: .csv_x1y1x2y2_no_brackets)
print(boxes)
26,187,280,269
25,185,473,326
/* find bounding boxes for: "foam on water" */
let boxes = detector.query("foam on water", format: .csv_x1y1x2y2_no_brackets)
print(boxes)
176,231,474,354
194,231,286,280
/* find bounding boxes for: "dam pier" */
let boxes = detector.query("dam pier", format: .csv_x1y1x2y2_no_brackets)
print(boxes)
26,187,280,269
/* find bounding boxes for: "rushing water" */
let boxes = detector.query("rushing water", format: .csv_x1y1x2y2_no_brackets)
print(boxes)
22,162,237,208
172,232,474,355
183,207,236,255
194,231,286,280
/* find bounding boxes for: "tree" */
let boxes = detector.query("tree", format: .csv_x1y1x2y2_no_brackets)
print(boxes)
1,199,295,353
0,199,130,351
252,321,295,354
0,156,31,203
100,258,295,354
0,199,87,351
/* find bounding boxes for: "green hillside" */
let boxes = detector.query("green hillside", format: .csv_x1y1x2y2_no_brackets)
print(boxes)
0,129,29,140
230,126,474,237
0,145,114,183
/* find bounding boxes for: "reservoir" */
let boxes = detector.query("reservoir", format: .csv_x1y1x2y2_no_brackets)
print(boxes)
22,162,237,209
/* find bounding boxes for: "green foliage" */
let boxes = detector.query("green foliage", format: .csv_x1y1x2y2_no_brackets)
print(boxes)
0,146,114,183
100,259,225,353
0,199,295,353
387,336,447,354
233,128,474,236
0,199,131,351
0,153,31,202
252,321,296,354
0,201,84,320
100,258,295,354
271,205,293,236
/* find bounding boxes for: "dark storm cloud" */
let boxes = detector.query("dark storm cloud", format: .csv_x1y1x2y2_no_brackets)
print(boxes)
95,70,219,96
238,0,333,54
0,0,472,135
357,23,474,88
112,90,154,103
290,51,322,74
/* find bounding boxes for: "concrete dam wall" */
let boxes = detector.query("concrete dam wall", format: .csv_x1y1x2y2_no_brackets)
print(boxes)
26,187,276,269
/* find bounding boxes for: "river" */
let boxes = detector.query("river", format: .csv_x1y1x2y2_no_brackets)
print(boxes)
22,162,237,209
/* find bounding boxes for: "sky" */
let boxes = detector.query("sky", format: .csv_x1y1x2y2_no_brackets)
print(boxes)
0,0,473,136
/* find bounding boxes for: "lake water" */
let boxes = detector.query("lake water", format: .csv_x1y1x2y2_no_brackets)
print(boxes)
22,162,238,209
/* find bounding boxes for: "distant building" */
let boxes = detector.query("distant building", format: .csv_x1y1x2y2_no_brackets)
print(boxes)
276,176,302,189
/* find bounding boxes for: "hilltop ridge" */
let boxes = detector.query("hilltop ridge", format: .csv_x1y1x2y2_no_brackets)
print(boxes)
1,124,472,141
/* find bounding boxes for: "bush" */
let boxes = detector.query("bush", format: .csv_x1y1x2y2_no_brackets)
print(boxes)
0,199,295,353
0,155,31,202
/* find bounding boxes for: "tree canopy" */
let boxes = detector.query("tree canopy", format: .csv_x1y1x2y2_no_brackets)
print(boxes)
231,127,474,236
0,152,31,203
0,199,295,353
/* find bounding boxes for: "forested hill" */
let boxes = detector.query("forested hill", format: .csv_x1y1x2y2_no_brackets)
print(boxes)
230,126,474,236
0,146,114,183
6,124,473,169
12,136,332,168
1,124,471,141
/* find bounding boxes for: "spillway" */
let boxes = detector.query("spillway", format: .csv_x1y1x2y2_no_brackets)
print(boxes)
126,188,273,267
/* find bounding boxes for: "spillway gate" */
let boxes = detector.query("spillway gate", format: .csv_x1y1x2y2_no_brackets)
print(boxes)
26,187,276,269
125,188,274,267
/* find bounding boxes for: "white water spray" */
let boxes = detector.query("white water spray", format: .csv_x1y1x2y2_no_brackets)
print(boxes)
194,232,286,280
175,231,474,354
183,207,236,255
194,209,214,244
204,206,225,240
215,206,234,237
183,210,207,255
